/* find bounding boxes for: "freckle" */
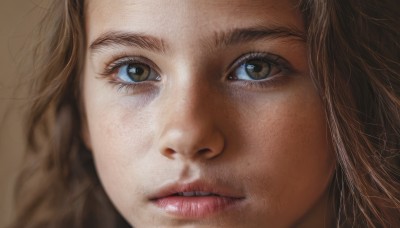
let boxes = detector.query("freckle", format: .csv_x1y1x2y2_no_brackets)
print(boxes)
246,161,251,167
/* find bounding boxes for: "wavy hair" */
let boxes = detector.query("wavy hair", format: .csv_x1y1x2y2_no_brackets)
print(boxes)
11,0,400,227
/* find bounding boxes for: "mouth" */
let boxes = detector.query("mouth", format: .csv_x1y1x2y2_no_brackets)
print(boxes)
170,191,220,197
149,181,245,219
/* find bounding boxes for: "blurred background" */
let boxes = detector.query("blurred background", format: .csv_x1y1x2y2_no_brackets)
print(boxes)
0,0,48,227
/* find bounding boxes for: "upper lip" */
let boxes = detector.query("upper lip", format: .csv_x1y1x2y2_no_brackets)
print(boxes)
148,180,245,200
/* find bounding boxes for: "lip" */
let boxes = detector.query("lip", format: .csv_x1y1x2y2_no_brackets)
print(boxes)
149,180,245,219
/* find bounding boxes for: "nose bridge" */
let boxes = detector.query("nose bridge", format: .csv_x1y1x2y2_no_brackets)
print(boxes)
166,59,217,128
173,78,210,123
156,73,225,161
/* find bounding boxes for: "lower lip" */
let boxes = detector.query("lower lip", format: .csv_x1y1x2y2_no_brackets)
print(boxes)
153,196,242,218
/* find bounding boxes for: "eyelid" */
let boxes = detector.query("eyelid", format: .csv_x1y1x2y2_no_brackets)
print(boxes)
101,55,161,76
226,52,294,79
98,56,161,95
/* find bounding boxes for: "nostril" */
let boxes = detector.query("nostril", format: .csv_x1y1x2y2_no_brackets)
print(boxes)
162,148,176,159
198,148,210,155
197,148,220,159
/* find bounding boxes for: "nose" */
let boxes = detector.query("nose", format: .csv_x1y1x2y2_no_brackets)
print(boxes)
156,82,225,161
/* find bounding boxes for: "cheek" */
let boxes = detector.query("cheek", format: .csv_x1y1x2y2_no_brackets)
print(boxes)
84,96,156,211
238,90,335,223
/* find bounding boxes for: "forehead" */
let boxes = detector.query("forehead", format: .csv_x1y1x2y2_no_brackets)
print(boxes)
85,1,303,36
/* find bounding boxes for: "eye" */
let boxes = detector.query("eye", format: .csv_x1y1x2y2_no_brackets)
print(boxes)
229,53,284,81
116,62,160,83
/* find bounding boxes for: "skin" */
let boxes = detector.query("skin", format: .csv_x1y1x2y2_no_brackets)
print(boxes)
83,0,336,227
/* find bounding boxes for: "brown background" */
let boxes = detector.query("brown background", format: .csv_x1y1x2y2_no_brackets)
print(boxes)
0,0,49,227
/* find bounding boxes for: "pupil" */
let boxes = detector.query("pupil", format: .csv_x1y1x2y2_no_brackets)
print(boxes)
245,60,271,80
248,64,262,73
127,64,149,82
128,66,144,75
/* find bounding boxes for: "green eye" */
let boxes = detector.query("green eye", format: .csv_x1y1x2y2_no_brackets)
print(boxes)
232,56,281,82
125,63,151,82
111,58,160,88
244,60,271,80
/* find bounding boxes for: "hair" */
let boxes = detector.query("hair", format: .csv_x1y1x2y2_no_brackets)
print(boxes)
10,0,400,227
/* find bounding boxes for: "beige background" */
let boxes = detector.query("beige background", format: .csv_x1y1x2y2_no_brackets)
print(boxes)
0,0,49,227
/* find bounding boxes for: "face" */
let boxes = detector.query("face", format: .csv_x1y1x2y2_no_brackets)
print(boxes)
83,0,336,227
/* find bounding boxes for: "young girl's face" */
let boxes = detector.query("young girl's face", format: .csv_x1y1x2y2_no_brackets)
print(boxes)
83,0,336,226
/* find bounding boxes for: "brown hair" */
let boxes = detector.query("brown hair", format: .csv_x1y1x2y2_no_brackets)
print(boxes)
300,0,400,226
11,0,400,227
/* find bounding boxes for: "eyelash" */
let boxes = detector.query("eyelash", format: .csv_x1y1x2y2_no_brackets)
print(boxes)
227,52,294,89
100,52,294,93
100,55,159,93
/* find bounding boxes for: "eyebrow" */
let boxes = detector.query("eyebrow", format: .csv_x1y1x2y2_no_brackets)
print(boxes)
89,31,167,53
213,25,306,48
89,25,306,54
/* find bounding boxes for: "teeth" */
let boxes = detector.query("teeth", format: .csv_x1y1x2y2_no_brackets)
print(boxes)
177,191,214,196
182,192,195,197
196,191,212,196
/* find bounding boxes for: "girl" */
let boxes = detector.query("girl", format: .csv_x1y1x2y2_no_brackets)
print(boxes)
11,0,400,227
